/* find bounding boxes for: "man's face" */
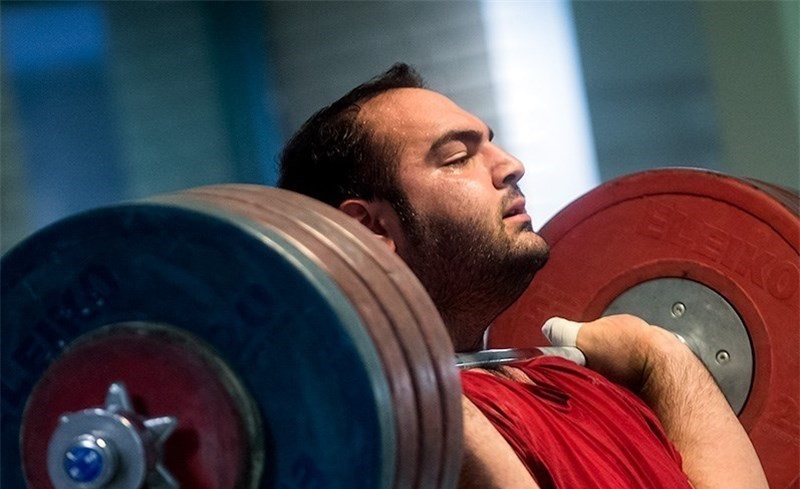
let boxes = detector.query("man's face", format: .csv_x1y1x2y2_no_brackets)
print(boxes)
359,88,549,337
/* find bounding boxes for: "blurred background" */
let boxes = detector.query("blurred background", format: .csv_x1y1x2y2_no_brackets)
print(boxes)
1,0,798,254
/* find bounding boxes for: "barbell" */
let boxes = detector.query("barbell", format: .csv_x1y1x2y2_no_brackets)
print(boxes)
1,168,797,488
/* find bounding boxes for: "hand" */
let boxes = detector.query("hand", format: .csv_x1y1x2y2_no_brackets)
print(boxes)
543,314,768,489
543,314,695,392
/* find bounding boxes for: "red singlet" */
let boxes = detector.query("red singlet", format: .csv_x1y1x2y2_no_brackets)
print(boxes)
460,356,694,488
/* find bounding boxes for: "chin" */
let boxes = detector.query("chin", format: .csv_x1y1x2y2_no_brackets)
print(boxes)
514,227,547,250
523,236,550,269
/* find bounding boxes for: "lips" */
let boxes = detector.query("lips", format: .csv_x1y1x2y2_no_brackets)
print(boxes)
503,198,527,218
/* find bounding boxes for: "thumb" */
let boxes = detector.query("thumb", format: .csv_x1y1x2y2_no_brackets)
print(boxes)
541,317,583,347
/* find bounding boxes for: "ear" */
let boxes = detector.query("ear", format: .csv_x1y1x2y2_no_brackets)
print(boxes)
339,198,397,252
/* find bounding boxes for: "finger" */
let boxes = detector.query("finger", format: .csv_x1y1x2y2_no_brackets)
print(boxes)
541,317,582,347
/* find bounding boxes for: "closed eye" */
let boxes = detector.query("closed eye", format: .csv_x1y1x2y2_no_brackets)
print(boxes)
430,127,490,167
443,153,472,166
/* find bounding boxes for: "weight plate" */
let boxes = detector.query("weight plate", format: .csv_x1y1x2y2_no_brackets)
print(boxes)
488,168,799,488
244,185,463,489
182,185,461,489
174,186,425,488
2,194,394,488
747,180,800,215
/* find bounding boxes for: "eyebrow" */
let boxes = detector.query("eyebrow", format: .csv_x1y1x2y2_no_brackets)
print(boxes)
429,126,495,153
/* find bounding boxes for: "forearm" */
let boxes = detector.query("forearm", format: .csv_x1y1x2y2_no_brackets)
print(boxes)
636,327,768,489
553,315,768,489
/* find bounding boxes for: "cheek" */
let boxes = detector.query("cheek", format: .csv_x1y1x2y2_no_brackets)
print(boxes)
407,178,496,219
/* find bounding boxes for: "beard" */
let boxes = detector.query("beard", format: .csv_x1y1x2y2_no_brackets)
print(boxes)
391,192,549,347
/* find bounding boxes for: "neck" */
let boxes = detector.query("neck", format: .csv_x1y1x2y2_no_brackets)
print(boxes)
441,308,496,352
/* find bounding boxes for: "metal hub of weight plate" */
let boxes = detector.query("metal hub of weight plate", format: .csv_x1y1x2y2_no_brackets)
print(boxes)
488,168,799,488
1,185,461,489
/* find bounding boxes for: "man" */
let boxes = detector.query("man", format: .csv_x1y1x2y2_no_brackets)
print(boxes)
278,64,767,488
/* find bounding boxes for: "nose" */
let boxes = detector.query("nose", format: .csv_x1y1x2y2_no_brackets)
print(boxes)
490,144,525,189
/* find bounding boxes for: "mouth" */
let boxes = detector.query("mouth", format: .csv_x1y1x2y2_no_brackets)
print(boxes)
503,198,528,219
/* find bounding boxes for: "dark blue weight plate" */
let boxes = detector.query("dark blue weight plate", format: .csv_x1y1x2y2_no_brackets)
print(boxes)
1,196,393,489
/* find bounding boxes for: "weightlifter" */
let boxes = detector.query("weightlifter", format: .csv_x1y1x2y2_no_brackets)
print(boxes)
277,63,768,488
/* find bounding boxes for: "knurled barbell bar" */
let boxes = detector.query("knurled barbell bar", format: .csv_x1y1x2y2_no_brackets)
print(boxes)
1,168,797,488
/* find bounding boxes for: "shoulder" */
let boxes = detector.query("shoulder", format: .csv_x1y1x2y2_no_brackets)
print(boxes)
459,395,540,489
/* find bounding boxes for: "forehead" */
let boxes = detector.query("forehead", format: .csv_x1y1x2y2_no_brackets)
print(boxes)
359,88,482,145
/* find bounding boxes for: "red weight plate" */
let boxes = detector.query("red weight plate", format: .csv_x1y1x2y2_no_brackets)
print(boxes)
489,168,799,488
22,323,259,489
176,186,438,489
746,179,800,216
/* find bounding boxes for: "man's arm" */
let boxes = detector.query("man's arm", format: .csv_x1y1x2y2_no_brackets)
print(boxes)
567,315,768,489
458,395,539,489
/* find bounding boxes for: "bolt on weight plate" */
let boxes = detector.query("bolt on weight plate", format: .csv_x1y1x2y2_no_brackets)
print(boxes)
46,379,178,489
488,168,799,489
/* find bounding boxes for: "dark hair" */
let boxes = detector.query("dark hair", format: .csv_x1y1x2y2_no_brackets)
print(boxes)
278,63,426,207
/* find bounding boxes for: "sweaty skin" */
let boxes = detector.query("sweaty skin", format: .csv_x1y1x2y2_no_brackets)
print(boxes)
338,87,768,488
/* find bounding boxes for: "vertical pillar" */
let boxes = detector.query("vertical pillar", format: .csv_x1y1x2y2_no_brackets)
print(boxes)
699,1,799,187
